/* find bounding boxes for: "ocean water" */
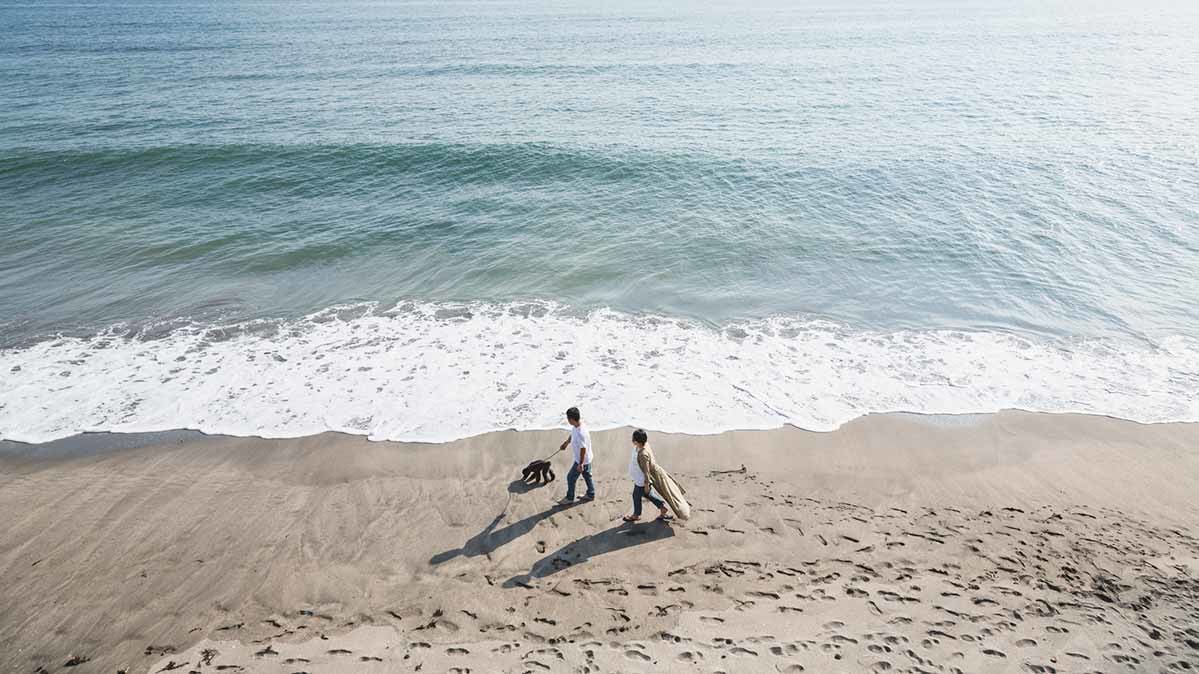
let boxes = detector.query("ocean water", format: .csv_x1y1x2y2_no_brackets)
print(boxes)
2,0,1198,443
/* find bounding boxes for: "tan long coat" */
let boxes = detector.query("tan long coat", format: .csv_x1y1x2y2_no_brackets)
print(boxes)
636,444,691,520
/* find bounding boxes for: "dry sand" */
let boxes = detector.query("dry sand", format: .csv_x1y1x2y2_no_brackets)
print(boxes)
2,411,1198,673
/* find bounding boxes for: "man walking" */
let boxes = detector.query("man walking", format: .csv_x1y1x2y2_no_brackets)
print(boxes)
559,406,595,503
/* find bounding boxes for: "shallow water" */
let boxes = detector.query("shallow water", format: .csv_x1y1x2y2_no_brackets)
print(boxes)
2,0,1198,442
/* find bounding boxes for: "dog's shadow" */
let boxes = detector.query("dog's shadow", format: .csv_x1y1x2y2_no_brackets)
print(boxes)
507,478,547,495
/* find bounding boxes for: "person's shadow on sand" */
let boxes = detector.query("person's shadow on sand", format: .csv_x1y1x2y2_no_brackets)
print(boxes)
502,519,675,587
429,480,572,565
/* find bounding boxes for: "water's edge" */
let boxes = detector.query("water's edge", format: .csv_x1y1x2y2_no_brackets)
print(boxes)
3,409,1195,461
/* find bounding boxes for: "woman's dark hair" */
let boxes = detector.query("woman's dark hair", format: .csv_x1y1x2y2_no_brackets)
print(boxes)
632,428,648,444
566,406,581,422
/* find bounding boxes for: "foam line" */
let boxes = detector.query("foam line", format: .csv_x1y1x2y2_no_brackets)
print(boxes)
2,301,1196,444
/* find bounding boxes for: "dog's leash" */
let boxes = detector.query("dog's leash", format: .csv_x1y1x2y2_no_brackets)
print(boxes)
536,445,568,463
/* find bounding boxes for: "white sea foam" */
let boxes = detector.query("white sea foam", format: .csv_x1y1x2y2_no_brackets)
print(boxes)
1,301,1197,444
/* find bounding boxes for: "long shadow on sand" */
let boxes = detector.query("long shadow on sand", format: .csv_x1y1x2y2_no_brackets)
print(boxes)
430,479,568,565
502,520,676,588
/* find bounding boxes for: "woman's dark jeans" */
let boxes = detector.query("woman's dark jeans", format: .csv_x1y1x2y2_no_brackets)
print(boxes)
632,484,665,517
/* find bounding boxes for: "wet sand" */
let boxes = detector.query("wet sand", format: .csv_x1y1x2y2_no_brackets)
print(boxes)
2,411,1198,673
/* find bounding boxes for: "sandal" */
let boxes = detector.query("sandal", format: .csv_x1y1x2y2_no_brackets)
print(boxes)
622,515,640,522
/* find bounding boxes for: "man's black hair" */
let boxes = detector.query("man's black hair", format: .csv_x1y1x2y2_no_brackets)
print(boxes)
566,406,581,422
632,428,648,444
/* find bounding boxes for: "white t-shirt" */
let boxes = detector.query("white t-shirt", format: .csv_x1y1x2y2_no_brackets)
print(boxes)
570,426,593,466
628,446,646,486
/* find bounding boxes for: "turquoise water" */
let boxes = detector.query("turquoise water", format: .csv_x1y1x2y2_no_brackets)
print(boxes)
2,0,1198,442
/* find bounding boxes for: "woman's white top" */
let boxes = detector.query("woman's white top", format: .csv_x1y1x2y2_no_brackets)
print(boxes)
628,445,647,486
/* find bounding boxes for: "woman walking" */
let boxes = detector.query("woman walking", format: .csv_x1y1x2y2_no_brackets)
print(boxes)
623,429,691,522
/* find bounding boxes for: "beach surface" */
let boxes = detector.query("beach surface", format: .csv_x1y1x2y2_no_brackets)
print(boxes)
2,411,1198,673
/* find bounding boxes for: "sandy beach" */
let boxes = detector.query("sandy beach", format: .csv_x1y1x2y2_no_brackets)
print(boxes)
7,2,1199,674
2,411,1198,673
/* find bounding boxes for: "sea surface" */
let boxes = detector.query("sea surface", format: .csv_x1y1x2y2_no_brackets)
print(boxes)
2,0,1198,443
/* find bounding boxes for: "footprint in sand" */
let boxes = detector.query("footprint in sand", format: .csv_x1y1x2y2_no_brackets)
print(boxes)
1016,639,1037,647
677,650,704,662
447,647,469,655
534,647,565,661
624,649,652,661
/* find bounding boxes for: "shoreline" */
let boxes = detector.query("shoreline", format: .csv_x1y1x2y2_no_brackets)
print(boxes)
3,410,1198,673
7,410,1197,520
2,406,1195,456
